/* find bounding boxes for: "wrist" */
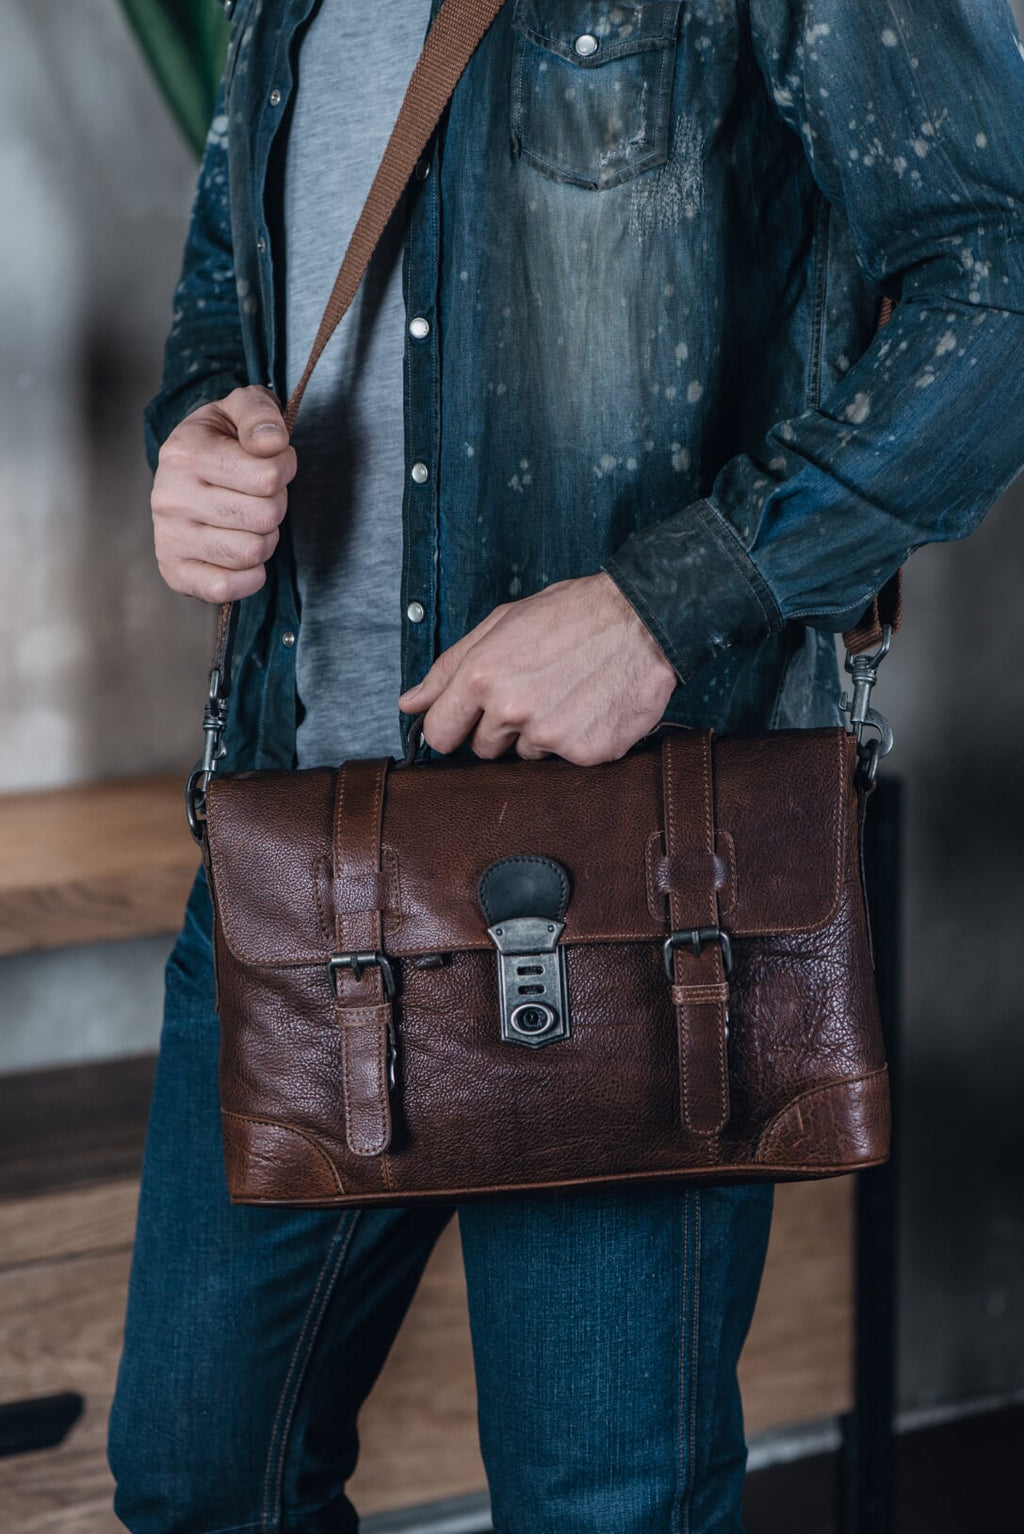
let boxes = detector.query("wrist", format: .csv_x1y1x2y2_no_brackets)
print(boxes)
594,571,676,686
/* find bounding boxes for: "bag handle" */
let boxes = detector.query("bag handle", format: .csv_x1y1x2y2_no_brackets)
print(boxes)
186,2,898,835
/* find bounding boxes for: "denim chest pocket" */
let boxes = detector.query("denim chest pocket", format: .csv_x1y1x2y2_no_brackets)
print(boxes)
511,0,683,190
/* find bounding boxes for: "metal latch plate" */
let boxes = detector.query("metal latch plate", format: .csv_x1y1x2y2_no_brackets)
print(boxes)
488,917,570,1048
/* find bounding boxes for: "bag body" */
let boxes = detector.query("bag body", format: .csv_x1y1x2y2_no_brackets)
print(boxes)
204,727,890,1207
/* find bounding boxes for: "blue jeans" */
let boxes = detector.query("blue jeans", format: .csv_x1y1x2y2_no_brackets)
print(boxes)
108,870,773,1533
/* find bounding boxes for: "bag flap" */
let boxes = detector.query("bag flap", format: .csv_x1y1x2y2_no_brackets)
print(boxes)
205,729,854,969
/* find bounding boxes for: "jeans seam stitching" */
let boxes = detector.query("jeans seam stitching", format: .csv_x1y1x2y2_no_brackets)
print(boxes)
673,1193,689,1534
260,1211,362,1530
202,1524,270,1534
684,1193,702,1534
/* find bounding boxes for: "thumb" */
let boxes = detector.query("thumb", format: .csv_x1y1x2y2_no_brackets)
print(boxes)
398,611,504,712
230,386,290,457
398,639,465,712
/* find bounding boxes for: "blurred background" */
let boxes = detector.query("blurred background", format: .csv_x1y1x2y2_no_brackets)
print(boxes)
0,2,1022,1531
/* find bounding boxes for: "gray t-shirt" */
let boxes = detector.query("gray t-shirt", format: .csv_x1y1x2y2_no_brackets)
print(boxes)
282,0,429,767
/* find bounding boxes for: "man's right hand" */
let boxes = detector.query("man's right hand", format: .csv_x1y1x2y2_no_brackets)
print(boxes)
152,385,297,604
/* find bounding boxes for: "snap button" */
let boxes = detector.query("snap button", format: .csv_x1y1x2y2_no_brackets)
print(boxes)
415,157,431,181
411,462,430,485
409,316,431,341
256,234,266,254
269,88,282,106
406,601,426,624
574,33,599,57
281,631,296,648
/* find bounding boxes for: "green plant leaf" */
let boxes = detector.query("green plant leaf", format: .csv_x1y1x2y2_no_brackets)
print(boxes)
119,0,229,159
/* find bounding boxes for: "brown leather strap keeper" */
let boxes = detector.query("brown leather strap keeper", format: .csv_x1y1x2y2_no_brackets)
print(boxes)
661,733,731,1139
332,760,394,1157
650,850,733,900
842,569,903,657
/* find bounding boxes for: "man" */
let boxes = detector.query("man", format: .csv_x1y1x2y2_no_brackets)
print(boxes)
109,2,1024,1530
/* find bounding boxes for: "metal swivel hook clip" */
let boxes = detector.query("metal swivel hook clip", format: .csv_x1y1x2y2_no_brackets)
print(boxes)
185,665,230,842
840,626,895,789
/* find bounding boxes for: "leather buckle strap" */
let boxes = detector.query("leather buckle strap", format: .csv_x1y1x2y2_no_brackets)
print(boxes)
332,760,396,1161
661,733,731,1139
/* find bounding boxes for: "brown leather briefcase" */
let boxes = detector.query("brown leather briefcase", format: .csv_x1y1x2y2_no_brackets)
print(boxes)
202,725,892,1206
187,0,895,1206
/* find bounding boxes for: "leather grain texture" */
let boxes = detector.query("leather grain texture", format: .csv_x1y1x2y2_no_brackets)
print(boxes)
204,728,891,1206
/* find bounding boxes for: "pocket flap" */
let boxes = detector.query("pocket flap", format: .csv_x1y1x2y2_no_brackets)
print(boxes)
513,0,682,63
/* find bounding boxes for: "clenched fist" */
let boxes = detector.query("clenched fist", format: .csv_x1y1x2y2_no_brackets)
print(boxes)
152,385,297,603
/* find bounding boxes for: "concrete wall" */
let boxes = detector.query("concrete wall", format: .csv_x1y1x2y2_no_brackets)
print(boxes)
1,0,1022,1418
0,0,210,1069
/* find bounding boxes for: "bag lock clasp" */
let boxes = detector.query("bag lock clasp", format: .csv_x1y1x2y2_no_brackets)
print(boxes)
478,856,572,1048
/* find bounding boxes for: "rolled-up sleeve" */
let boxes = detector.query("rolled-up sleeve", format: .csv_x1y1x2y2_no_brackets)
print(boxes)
604,0,1024,682
143,81,250,473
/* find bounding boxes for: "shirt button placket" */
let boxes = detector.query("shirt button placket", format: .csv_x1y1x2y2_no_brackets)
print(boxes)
402,152,440,706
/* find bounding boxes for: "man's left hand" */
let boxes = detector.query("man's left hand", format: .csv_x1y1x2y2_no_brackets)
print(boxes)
398,573,677,765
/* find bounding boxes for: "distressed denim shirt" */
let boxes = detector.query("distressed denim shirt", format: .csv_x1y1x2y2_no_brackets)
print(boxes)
145,0,1024,770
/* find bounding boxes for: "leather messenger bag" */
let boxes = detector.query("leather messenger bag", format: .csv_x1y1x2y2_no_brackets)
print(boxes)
187,0,896,1207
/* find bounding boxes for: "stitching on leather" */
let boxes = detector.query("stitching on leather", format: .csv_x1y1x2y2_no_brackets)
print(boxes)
333,763,350,955
700,738,729,1132
665,740,698,1135
261,1209,362,1528
755,1067,889,1161
715,828,738,920
340,1015,390,1157
221,1111,344,1194
381,842,404,937
668,736,728,1137
645,830,668,923
312,853,333,951
252,1158,889,1207
671,983,731,1005
334,763,392,1164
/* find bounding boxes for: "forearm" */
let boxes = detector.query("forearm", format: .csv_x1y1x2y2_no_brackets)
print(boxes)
605,292,1024,682
606,0,1024,682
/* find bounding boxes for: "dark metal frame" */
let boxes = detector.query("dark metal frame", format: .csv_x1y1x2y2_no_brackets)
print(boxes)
840,775,903,1534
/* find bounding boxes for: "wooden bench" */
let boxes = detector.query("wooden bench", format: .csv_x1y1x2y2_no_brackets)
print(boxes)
0,1053,855,1531
0,776,198,957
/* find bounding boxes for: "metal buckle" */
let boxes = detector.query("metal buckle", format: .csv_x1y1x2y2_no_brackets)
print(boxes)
328,951,396,1000
663,927,733,981
328,952,398,1091
186,666,230,843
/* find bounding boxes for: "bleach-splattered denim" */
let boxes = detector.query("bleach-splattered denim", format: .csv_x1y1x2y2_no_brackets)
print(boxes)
144,0,1024,767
